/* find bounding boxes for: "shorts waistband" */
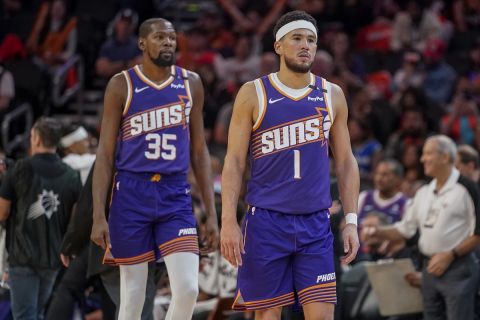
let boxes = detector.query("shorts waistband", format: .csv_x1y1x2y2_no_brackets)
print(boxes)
116,170,187,182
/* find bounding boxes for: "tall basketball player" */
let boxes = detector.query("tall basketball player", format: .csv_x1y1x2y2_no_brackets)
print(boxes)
91,18,219,320
221,11,360,320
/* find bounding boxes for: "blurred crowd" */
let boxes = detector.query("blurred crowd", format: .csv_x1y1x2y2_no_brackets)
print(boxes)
1,0,480,319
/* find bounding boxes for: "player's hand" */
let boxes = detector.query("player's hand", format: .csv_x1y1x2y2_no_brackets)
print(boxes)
200,215,219,255
220,218,244,267
91,215,111,250
427,251,454,277
341,224,359,264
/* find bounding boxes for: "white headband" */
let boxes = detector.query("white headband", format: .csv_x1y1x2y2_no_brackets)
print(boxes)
275,20,317,42
61,126,88,148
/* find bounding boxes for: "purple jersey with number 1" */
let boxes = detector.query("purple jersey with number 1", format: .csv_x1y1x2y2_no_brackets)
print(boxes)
233,73,338,311
246,73,333,214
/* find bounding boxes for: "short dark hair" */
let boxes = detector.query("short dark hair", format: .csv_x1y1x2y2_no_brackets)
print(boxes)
457,144,480,169
139,18,171,38
379,158,404,177
273,11,317,41
32,117,62,148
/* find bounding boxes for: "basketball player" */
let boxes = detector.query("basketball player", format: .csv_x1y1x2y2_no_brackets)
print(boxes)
221,11,360,320
91,18,219,320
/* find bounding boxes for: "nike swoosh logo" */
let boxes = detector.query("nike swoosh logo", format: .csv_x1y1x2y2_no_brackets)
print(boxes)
269,97,285,104
135,86,149,93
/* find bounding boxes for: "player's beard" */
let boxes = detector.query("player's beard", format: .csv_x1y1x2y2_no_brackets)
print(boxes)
152,52,175,67
284,56,312,73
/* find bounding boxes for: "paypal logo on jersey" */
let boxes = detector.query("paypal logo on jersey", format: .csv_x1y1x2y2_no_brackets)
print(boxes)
307,96,323,102
171,83,185,89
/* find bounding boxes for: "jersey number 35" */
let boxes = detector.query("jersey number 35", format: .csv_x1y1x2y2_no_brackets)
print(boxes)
144,133,176,160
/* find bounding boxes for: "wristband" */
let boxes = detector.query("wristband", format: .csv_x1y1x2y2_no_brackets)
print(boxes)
345,212,358,226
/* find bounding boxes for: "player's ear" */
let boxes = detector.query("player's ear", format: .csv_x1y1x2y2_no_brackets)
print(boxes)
274,41,282,55
138,38,145,51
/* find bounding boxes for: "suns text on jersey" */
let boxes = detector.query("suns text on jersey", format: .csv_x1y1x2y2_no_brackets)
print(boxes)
257,116,329,156
129,104,184,137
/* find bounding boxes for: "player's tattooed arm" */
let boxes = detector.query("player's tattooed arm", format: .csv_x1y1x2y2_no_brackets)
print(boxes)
188,71,219,254
91,73,126,250
220,81,256,267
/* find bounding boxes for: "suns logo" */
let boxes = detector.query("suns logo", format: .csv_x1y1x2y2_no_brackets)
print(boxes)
28,190,61,220
256,111,332,156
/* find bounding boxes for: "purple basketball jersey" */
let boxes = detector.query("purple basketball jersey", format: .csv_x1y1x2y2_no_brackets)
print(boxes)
115,65,192,174
359,190,408,224
246,73,334,214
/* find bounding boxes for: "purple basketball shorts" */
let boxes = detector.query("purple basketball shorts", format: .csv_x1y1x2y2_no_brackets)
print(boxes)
103,171,198,265
232,206,336,310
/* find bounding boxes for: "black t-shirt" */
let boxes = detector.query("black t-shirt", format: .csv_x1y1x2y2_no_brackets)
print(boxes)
0,153,82,268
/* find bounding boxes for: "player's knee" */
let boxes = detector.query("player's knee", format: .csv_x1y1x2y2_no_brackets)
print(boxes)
174,281,198,302
255,308,282,320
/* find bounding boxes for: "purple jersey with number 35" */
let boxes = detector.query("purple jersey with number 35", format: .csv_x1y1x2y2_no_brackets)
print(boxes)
115,65,192,174
246,73,334,214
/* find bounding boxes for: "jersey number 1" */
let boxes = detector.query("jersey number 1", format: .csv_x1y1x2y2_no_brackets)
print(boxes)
294,150,301,179
145,133,176,160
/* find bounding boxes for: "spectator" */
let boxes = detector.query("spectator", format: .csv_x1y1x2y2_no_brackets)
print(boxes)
423,38,457,106
441,91,478,144
396,86,428,112
0,117,82,320
329,31,365,88
95,8,142,79
311,49,334,81
366,135,480,320
355,16,393,53
390,0,442,52
400,144,426,198
212,82,241,155
218,0,287,40
60,125,96,184
0,63,14,114
176,27,218,71
453,0,480,33
358,159,408,224
259,52,279,77
348,117,382,183
391,51,424,95
197,64,223,141
26,0,77,67
385,109,429,160
455,144,480,184
214,34,261,85
196,7,235,56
